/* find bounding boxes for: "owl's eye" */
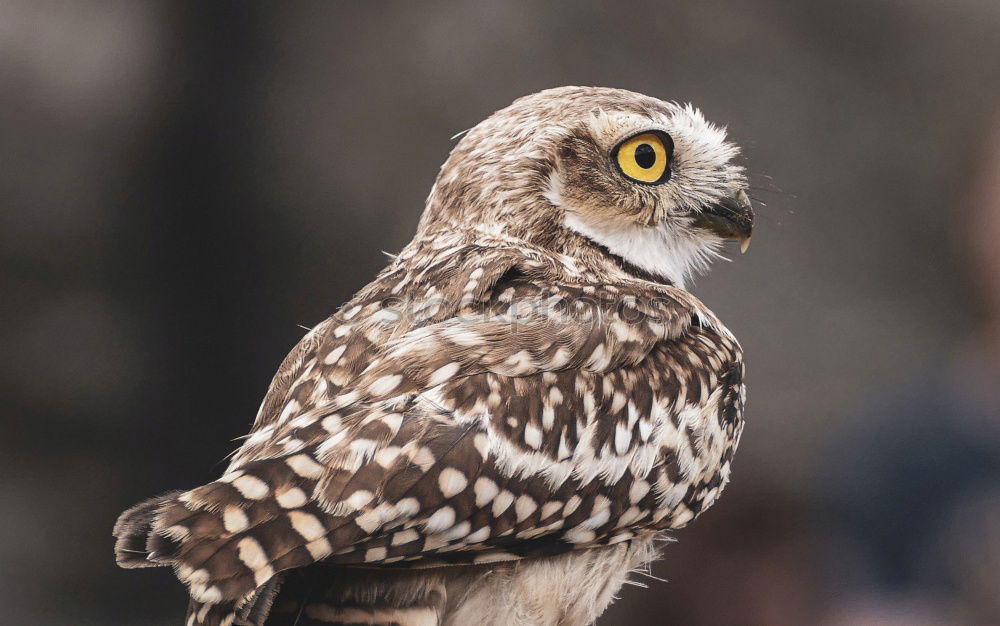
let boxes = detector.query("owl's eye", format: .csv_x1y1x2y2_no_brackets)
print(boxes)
613,131,673,185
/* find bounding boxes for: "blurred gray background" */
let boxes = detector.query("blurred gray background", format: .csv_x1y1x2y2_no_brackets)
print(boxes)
3,1,1000,624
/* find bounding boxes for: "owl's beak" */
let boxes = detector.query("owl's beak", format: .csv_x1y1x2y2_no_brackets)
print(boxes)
692,188,754,253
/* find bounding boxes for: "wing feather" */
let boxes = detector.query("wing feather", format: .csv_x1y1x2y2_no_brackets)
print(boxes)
114,236,743,624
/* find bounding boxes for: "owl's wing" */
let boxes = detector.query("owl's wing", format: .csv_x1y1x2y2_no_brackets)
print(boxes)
114,251,743,622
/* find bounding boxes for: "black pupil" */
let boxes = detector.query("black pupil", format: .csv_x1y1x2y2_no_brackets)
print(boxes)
634,143,656,169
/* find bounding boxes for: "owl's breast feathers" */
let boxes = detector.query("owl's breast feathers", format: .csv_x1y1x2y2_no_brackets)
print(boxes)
113,227,745,625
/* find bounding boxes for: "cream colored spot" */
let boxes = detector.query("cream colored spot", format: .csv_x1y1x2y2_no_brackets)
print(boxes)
581,507,611,530
232,475,269,500
253,564,275,585
372,308,401,323
321,414,343,433
289,414,317,430
514,495,537,522
288,510,327,542
524,424,542,450
473,433,490,458
638,418,654,442
542,406,555,430
611,391,627,413
391,528,419,545
345,489,374,510
182,566,208,584
336,390,360,405
276,486,308,509
438,467,468,498
443,520,471,541
353,510,381,534
608,531,633,545
395,497,420,518
618,506,643,527
382,412,404,433
162,524,190,540
587,344,610,370
503,350,534,374
345,439,379,471
279,400,302,423
373,446,402,468
672,508,695,527
369,374,403,395
342,305,362,320
223,505,249,533
474,477,499,507
474,551,518,564
408,446,436,470
427,362,461,386
424,506,455,533
286,454,325,479
615,423,631,455
629,480,650,504
550,348,571,368
218,470,245,483
323,344,347,365
540,501,563,520
365,547,387,562
564,527,596,544
236,536,269,569
492,490,514,517
192,584,222,604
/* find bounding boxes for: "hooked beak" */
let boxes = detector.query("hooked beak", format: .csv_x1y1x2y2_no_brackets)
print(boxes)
692,188,754,253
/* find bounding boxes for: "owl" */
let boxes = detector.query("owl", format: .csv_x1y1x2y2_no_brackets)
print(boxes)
114,86,753,626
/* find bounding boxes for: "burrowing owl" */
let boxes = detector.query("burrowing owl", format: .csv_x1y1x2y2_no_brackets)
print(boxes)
114,86,753,626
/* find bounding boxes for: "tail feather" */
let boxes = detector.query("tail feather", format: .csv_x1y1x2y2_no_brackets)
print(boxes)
112,454,331,609
113,491,183,568
185,573,284,626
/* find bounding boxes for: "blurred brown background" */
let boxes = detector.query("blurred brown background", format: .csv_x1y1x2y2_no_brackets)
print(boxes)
3,1,1000,624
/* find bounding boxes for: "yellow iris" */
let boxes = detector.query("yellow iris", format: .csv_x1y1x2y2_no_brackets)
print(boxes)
615,132,670,184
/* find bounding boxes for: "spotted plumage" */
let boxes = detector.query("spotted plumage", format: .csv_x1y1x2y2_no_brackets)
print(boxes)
114,86,753,626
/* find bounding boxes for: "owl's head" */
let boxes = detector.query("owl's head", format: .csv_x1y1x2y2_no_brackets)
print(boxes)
421,86,753,288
